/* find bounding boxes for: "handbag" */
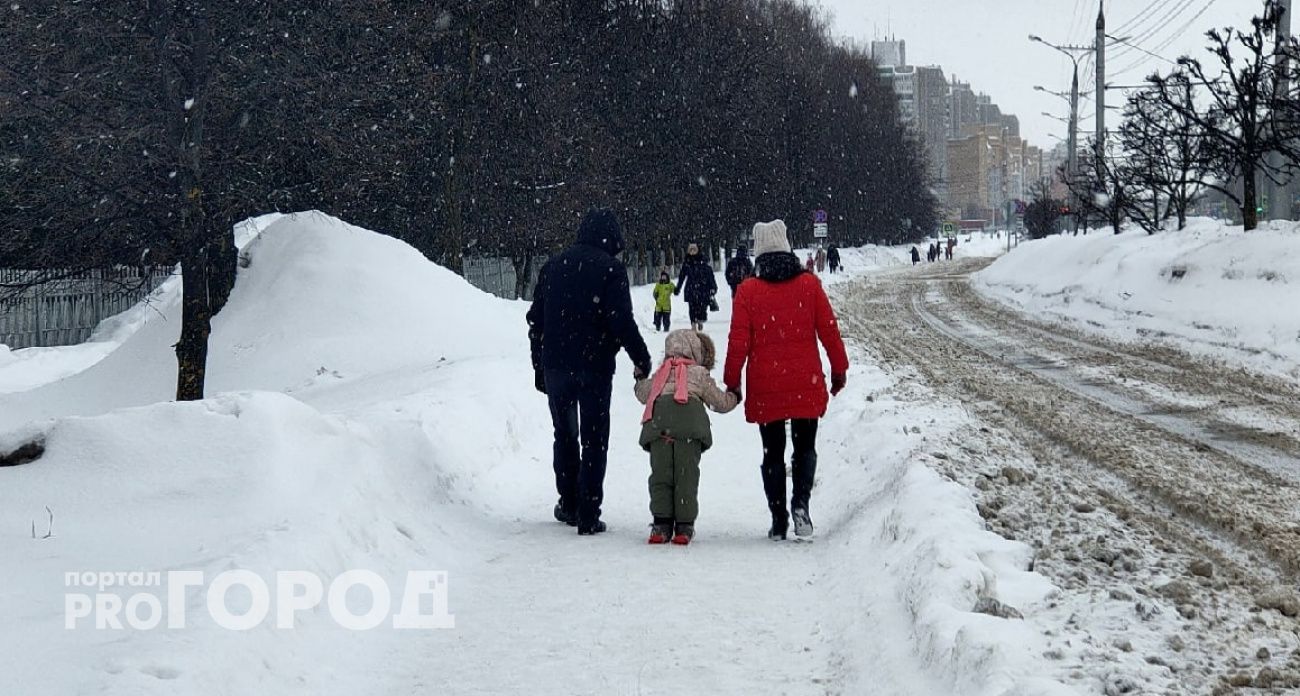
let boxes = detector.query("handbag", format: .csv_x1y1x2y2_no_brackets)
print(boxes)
708,297,720,312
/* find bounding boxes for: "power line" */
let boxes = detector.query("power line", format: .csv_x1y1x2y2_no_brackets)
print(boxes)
1110,0,1214,78
1146,0,1215,55
1111,0,1199,59
1113,0,1181,36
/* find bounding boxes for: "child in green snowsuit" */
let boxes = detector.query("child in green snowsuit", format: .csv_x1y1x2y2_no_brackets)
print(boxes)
633,329,740,545
652,272,675,332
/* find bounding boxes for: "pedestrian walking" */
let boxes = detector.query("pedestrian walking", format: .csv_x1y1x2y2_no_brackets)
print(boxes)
634,329,739,545
827,244,841,274
724,244,755,298
527,208,653,536
725,220,849,540
910,246,921,266
652,271,675,332
815,245,827,273
676,243,717,330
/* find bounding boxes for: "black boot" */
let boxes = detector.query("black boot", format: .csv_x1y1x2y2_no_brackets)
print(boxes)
577,520,607,536
790,431,818,538
553,501,578,527
760,460,788,540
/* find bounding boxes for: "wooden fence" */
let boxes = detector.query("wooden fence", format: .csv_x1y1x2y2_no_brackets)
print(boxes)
0,267,175,349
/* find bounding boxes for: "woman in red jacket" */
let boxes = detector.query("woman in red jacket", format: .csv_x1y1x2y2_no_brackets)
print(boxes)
724,220,849,540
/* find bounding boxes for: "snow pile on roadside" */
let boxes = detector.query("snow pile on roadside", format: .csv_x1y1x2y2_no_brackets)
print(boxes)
0,212,518,431
974,218,1300,379
812,359,1075,696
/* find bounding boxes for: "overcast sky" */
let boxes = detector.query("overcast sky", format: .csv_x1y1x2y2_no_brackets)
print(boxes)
816,0,1266,150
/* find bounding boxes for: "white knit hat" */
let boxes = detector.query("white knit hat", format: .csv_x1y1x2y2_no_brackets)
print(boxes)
751,220,791,256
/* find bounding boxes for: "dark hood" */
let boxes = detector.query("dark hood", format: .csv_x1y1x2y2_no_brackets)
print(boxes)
734,244,748,258
576,208,625,257
755,252,805,282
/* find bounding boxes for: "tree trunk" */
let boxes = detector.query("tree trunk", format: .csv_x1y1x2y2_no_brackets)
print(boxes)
175,255,212,401
1243,166,1259,231
512,253,533,300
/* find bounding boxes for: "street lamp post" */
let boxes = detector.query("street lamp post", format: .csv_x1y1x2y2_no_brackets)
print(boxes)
1030,34,1093,235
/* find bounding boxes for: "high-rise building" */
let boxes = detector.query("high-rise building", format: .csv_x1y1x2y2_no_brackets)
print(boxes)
948,126,995,222
915,66,951,195
878,65,918,124
877,60,949,198
871,39,906,68
976,94,1003,125
1002,115,1021,138
948,78,979,139
872,42,1041,229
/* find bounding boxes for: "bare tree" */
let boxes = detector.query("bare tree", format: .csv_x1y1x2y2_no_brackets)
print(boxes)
1119,74,1210,232
1148,1,1300,231
1068,137,1130,235
2,2,446,398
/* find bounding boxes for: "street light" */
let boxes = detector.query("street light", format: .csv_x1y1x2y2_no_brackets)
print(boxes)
1034,85,1093,101
1030,34,1093,236
1042,111,1092,123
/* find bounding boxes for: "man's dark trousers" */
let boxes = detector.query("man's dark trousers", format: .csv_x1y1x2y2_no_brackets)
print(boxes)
546,369,614,526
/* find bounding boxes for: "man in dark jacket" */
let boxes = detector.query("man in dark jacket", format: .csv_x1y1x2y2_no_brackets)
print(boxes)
724,244,754,298
676,243,717,330
826,244,841,274
527,208,652,535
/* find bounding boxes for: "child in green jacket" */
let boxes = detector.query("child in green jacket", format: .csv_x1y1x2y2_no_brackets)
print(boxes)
634,329,740,545
651,272,675,332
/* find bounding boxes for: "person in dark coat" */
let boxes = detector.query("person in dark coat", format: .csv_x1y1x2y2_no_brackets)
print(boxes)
724,244,755,298
676,243,717,330
826,244,841,274
527,208,652,535
910,246,921,265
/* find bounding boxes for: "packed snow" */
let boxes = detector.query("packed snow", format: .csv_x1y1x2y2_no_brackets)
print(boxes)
975,218,1300,381
2,213,1071,695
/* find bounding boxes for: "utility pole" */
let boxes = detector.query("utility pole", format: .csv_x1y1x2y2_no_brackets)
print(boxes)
1095,2,1106,192
1069,68,1081,235
1269,0,1293,221
1031,34,1091,234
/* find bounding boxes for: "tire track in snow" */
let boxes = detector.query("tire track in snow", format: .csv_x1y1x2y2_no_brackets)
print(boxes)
838,260,1300,581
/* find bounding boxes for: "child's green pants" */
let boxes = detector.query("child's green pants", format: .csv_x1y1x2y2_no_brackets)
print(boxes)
648,436,703,523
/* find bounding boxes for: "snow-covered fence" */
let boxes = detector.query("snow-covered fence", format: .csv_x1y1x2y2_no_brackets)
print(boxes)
0,267,173,349
463,247,724,301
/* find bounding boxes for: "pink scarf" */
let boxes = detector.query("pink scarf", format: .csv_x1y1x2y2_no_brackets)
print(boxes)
641,357,695,423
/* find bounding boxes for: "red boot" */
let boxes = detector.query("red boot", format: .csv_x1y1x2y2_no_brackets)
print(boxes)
671,523,695,545
648,519,673,544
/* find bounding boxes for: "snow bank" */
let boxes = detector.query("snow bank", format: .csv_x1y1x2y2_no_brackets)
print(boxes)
974,218,1300,379
0,277,179,396
0,211,518,429
813,362,1074,696
0,392,473,694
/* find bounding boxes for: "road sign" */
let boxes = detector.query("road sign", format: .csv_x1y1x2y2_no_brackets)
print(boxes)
813,209,828,224
813,223,829,238
942,222,955,236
